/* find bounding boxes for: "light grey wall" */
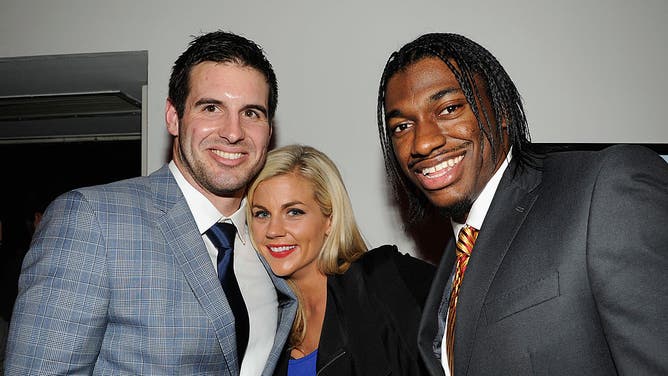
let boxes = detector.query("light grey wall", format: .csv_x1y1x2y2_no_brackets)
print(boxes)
2,0,667,255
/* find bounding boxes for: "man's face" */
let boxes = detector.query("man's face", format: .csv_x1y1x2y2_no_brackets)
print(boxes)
384,57,507,220
166,61,272,205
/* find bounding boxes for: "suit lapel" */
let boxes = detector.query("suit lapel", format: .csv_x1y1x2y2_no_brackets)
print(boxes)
418,236,456,376
151,166,239,375
454,161,542,375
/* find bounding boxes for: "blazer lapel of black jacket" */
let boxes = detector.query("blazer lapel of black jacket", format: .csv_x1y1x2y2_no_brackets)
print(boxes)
454,159,543,376
319,265,391,376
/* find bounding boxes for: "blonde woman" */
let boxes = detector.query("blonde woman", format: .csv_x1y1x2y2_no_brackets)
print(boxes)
247,144,434,375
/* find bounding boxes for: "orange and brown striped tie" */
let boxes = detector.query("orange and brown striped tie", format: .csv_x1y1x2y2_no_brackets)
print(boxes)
446,225,479,374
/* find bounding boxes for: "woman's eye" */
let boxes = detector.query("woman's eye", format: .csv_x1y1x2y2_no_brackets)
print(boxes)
252,210,269,219
287,208,305,216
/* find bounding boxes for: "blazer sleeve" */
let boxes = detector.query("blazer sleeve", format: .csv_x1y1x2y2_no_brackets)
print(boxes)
5,190,110,374
587,145,668,374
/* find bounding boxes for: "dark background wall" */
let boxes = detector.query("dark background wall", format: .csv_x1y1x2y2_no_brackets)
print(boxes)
0,139,140,321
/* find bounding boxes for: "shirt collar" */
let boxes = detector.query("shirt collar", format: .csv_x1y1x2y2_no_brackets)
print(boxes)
451,148,512,237
168,161,248,244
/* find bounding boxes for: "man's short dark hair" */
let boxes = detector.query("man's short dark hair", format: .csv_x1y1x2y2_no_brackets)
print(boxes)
376,33,533,222
168,30,278,123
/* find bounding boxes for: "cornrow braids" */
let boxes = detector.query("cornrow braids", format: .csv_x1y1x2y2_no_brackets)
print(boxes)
377,33,533,223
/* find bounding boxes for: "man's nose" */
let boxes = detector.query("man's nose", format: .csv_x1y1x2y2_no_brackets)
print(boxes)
412,119,446,157
216,113,245,143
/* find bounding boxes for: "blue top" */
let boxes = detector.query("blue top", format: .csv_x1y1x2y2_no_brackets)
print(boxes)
287,349,318,376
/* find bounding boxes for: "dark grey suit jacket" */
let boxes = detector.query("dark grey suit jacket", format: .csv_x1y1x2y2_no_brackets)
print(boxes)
418,145,668,375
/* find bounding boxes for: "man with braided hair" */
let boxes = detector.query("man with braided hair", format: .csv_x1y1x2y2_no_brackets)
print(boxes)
377,33,668,375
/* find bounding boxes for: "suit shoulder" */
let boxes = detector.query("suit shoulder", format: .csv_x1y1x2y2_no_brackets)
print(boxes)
598,144,667,168
46,166,174,219
76,174,153,197
544,144,664,165
71,165,173,203
542,144,667,181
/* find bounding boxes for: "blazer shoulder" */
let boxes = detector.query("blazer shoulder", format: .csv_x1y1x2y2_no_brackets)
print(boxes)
359,245,435,278
357,245,435,306
598,144,667,169
39,165,180,231
543,145,667,186
544,144,664,165
70,164,176,206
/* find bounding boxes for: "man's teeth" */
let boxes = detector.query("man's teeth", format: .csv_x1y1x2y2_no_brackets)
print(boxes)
269,245,295,253
421,155,464,176
212,150,242,160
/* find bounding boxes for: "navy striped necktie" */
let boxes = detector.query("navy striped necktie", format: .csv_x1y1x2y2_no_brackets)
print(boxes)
206,222,249,363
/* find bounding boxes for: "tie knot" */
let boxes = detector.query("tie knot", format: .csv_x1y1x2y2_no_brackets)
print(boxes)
456,225,478,257
206,222,237,253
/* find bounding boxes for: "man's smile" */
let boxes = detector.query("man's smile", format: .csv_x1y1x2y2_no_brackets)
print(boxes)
419,154,464,177
211,149,243,160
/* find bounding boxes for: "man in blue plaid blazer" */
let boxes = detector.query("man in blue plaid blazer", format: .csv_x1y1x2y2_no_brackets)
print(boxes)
5,31,297,375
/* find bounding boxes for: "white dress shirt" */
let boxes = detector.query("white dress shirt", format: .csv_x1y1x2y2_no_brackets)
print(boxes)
441,151,512,375
169,161,278,376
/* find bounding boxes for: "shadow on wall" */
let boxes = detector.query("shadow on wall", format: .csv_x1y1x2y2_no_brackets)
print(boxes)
406,212,452,266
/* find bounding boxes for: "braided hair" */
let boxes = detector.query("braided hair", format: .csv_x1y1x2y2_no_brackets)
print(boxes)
376,33,532,222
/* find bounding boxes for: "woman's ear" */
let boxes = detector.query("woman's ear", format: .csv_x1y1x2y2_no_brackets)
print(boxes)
325,216,332,237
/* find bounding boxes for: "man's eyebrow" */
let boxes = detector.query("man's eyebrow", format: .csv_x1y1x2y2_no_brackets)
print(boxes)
194,98,222,107
385,87,463,120
385,108,402,120
430,87,461,102
192,99,268,117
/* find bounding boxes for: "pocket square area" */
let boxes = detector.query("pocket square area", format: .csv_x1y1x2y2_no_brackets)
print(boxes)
483,272,560,324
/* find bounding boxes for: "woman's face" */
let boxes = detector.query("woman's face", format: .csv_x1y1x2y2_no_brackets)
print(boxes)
250,173,331,281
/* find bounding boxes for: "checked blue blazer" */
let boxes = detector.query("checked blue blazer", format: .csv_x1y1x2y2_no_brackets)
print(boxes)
5,164,297,375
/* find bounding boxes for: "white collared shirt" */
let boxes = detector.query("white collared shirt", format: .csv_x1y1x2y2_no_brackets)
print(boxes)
169,161,278,376
441,151,512,375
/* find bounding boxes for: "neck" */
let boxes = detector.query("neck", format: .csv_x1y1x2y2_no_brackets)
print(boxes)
172,155,244,217
210,195,243,218
290,272,327,358
294,272,327,306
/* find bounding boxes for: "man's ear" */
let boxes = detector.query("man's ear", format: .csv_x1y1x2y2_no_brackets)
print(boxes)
166,99,179,136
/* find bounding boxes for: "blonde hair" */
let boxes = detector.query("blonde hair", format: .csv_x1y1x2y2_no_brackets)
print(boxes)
246,144,367,349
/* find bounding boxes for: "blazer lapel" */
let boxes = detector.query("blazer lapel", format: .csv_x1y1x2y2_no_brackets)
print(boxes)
454,161,543,375
259,254,297,376
418,236,456,376
152,166,239,375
